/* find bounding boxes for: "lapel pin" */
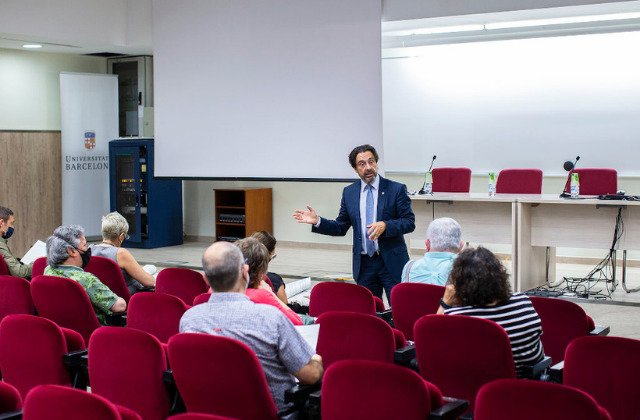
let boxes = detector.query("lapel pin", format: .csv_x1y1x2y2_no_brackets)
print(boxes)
382,192,385,195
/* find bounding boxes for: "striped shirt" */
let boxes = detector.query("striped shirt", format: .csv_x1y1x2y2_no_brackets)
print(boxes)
444,293,545,377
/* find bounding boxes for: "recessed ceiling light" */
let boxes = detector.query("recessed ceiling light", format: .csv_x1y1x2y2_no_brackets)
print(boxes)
22,44,42,49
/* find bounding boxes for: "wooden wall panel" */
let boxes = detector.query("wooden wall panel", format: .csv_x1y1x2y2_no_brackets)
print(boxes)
0,131,62,257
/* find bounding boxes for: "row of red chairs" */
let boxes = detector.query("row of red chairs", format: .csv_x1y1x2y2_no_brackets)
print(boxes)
423,167,617,195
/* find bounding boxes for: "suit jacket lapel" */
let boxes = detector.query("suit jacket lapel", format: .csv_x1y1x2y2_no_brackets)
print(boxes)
377,177,387,222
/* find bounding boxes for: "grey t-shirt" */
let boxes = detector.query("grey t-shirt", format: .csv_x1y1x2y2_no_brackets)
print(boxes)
89,244,144,295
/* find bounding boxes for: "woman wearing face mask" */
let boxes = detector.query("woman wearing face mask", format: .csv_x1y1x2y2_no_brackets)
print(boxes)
44,225,126,324
89,212,156,295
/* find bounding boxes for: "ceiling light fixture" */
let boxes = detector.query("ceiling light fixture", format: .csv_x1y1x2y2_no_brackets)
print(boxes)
485,11,640,30
22,44,42,49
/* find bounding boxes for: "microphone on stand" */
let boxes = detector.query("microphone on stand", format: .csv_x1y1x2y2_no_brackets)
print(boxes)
419,155,437,195
559,156,580,198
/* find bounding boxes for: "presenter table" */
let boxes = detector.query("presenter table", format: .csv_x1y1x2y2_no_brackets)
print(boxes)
410,193,640,293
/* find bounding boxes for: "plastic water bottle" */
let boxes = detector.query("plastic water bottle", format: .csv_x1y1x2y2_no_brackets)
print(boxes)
570,173,579,198
424,171,433,195
488,172,496,197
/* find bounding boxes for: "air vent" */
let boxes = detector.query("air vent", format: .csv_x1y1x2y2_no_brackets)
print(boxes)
84,52,126,57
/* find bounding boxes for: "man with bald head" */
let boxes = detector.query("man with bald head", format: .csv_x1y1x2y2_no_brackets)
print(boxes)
180,241,323,414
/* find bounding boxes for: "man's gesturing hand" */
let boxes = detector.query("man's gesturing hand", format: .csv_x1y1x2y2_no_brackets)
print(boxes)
293,205,319,225
366,221,386,241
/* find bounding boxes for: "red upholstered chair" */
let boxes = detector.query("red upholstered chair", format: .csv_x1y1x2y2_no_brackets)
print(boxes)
85,256,132,304
156,268,208,306
168,415,239,420
22,384,142,420
89,327,170,420
432,167,472,193
321,360,463,420
0,314,86,399
529,296,607,364
192,292,212,306
31,257,48,278
0,275,35,322
0,382,22,415
0,256,9,276
565,168,618,196
127,292,189,344
475,379,611,420
316,311,396,369
414,314,517,409
167,333,279,420
30,275,102,345
564,336,640,420
496,169,543,194
309,282,375,317
390,283,445,341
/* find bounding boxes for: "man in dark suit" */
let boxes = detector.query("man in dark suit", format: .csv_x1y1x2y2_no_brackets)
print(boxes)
293,145,415,300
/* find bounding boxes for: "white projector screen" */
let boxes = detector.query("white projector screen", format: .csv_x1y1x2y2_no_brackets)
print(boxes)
382,31,640,176
153,0,382,180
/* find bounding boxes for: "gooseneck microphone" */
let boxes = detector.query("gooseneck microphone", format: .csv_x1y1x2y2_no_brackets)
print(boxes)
560,156,580,198
419,155,437,195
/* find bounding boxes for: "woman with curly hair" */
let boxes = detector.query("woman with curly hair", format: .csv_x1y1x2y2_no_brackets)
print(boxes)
437,246,545,377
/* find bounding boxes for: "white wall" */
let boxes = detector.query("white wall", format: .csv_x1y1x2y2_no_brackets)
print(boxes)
0,48,107,130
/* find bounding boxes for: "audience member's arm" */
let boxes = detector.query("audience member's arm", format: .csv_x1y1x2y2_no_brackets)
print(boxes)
117,248,156,287
437,284,460,315
109,297,127,313
293,354,323,384
275,284,288,305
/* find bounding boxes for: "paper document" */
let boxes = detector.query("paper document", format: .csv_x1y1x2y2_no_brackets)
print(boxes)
21,240,47,265
287,277,312,306
295,324,320,350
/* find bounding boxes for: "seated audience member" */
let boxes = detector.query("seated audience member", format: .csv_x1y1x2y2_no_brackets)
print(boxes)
180,241,323,412
235,238,303,325
438,247,545,377
0,206,33,279
90,211,155,295
251,230,288,304
44,225,127,324
401,217,463,285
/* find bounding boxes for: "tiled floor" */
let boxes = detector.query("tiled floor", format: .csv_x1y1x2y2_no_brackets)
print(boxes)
127,240,640,340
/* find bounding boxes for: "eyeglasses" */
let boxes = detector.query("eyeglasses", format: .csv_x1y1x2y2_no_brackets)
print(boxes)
270,253,277,261
356,158,376,169
122,232,130,240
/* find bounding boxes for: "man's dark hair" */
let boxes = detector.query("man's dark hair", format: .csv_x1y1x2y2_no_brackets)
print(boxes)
0,206,13,223
348,144,379,168
235,237,269,289
250,230,276,254
202,243,244,292
448,246,511,307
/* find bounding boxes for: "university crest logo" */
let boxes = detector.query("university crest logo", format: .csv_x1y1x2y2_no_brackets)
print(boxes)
84,131,96,150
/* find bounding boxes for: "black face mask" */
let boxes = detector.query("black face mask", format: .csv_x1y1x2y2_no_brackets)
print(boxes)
77,247,92,269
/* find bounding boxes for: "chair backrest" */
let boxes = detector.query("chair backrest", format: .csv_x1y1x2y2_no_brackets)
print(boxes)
168,414,240,420
30,275,102,344
309,282,375,317
167,333,278,420
496,169,543,194
85,256,131,303
22,385,123,420
155,268,208,306
0,314,73,399
565,168,618,196
0,381,22,414
564,336,640,420
529,296,591,363
89,327,170,420
475,379,609,420
322,359,432,420
31,257,48,278
316,311,395,368
390,283,445,341
0,256,9,276
432,167,472,193
127,292,188,344
192,292,212,306
414,314,516,409
0,275,35,321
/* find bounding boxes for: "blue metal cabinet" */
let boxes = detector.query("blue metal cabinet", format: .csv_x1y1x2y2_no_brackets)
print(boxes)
109,138,183,248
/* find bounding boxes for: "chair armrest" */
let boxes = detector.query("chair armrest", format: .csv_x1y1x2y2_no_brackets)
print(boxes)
106,312,127,327
394,344,416,366
284,381,322,407
549,361,564,384
0,410,22,420
590,325,610,336
429,397,469,420
520,356,552,380
139,286,155,293
375,309,393,324
62,349,88,367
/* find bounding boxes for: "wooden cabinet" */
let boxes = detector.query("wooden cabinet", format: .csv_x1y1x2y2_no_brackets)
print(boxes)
214,188,273,241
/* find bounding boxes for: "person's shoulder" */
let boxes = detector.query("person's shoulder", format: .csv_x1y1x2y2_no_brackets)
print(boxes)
381,177,407,191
